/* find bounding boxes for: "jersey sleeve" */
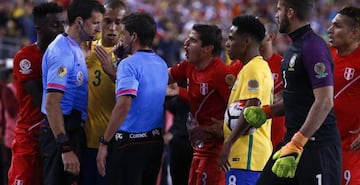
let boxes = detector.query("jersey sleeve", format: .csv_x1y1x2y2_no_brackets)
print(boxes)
13,48,41,83
215,66,234,103
115,59,139,99
240,62,272,101
45,50,73,92
170,60,188,82
302,39,334,89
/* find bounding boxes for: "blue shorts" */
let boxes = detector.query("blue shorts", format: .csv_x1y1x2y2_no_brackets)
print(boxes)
226,169,261,185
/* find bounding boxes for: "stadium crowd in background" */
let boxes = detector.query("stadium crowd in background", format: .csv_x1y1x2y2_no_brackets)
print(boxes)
0,0,359,185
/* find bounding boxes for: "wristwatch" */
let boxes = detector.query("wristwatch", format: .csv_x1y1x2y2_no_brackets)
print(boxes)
56,133,72,153
99,136,110,145
56,133,69,144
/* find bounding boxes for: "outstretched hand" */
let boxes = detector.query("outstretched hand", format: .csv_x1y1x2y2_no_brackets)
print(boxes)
167,83,179,96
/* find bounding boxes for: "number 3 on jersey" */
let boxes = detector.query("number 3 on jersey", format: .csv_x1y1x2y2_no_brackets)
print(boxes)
93,69,101,86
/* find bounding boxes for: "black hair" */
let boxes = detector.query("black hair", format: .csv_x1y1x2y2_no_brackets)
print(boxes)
192,24,223,57
338,6,360,29
282,0,314,21
121,12,156,47
232,15,265,43
32,2,63,26
67,0,105,25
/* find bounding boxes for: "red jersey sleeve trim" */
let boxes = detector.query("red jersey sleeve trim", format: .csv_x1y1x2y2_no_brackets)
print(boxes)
47,83,66,91
116,89,137,96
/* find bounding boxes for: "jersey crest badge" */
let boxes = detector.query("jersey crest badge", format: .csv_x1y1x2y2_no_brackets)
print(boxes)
344,67,355,80
288,54,297,71
200,83,208,95
19,59,32,74
248,79,259,92
314,62,328,79
76,71,84,86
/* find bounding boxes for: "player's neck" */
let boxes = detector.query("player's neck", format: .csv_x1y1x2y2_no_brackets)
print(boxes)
336,43,359,56
195,57,213,70
260,47,273,60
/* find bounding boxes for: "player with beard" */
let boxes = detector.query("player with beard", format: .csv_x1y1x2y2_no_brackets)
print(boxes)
243,0,341,184
8,2,65,185
328,6,360,185
39,1,105,184
83,0,127,184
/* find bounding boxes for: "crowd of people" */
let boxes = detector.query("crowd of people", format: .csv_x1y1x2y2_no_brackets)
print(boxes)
0,0,359,185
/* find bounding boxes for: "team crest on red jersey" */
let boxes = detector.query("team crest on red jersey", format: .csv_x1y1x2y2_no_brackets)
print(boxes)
344,67,355,80
200,83,208,95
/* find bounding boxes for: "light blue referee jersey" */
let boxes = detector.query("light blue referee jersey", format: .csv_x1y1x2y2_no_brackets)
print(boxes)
41,34,88,121
116,50,168,133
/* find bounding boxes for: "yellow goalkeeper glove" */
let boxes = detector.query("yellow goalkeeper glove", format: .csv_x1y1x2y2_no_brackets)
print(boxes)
271,131,308,178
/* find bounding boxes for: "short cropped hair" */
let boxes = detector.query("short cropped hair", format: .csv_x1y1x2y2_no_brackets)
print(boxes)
104,0,128,14
121,12,157,47
232,15,265,43
67,0,105,25
338,6,360,29
281,0,314,21
33,2,63,26
192,24,223,57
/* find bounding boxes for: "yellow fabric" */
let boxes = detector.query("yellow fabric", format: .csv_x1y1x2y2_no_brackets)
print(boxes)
85,40,116,148
224,56,274,171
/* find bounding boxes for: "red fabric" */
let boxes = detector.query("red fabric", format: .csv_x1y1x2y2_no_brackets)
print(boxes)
331,46,360,151
170,57,232,157
267,53,286,148
13,44,44,129
341,149,360,185
2,82,17,148
228,59,243,76
188,157,225,185
170,58,231,126
8,127,43,185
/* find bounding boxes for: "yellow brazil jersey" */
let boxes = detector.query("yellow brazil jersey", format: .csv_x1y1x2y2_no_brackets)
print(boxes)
224,56,274,171
85,40,116,148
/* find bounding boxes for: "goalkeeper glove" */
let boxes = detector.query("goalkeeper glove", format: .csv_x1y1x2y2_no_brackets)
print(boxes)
271,131,308,178
243,105,273,128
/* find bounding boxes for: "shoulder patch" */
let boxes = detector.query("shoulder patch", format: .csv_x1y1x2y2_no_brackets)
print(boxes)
248,79,259,92
225,74,236,86
57,66,67,77
19,59,32,74
314,62,328,79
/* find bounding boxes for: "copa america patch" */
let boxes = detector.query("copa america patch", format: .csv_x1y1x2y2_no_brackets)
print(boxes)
225,74,236,87
19,59,32,74
314,62,328,79
57,66,67,77
248,79,259,92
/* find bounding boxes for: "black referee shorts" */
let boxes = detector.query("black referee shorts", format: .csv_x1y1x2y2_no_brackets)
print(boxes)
39,111,86,185
107,128,164,185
